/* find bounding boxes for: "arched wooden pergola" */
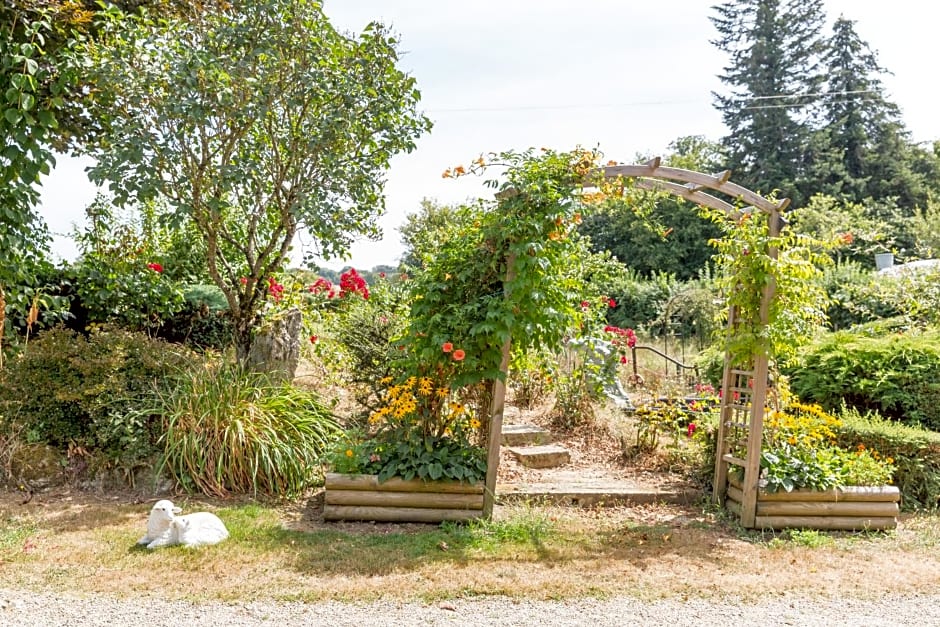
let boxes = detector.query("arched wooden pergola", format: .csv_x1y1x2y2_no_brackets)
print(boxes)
483,157,789,529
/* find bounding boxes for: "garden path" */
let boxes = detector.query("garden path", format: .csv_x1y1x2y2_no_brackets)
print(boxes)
496,404,702,507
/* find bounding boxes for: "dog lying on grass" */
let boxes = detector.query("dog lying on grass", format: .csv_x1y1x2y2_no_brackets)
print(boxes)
137,499,229,549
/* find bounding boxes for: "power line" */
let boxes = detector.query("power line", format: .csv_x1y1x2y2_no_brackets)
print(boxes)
428,89,884,115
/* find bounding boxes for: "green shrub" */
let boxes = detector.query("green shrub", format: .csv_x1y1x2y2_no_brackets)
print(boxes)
694,343,724,388
821,260,905,330
158,285,234,351
605,270,676,333
154,362,341,497
836,406,940,510
0,326,195,469
323,274,410,416
786,329,940,430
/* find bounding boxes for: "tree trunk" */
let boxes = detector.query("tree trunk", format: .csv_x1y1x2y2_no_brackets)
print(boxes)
245,307,302,382
0,284,5,370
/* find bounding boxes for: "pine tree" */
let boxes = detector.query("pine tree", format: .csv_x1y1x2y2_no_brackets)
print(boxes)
811,16,940,211
711,0,826,206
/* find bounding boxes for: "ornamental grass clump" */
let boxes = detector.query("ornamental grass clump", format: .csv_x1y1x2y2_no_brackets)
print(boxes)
155,362,340,498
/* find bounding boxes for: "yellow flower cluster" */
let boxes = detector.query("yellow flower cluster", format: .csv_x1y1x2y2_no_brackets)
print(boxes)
367,374,482,440
766,401,842,449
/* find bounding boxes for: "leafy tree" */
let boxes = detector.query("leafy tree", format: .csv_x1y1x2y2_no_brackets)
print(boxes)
0,2,223,356
789,194,894,267
577,136,724,280
808,17,938,209
398,198,476,271
0,6,77,356
82,0,431,361
711,0,826,206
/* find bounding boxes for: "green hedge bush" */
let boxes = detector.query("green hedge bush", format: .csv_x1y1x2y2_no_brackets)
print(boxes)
836,407,940,510
786,330,940,430
0,326,195,469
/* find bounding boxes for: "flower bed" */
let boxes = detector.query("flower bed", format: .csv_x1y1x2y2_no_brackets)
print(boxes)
726,474,899,530
323,473,484,523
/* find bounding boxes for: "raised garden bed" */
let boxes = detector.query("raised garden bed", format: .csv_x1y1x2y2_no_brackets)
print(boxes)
726,475,900,530
323,473,484,523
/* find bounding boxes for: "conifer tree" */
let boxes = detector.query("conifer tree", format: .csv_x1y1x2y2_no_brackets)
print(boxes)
711,0,826,206
810,16,940,211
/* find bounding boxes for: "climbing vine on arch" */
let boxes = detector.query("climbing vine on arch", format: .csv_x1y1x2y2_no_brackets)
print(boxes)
703,205,838,368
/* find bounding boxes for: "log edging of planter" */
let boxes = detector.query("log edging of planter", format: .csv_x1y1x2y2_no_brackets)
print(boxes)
726,474,900,530
324,473,485,523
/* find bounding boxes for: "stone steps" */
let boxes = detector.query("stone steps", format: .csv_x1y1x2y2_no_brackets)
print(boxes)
506,443,570,469
501,423,552,447
501,422,568,469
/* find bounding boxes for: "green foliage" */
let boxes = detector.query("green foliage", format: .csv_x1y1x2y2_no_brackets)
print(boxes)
0,6,77,351
154,362,341,497
69,196,186,331
820,261,905,330
786,330,940,430
911,200,940,259
157,285,234,351
331,432,487,484
790,194,896,267
549,340,604,430
805,17,935,209
604,269,675,332
397,199,474,271
402,148,609,398
711,0,826,206
579,136,725,281
705,207,832,367
324,273,411,415
339,372,487,483
758,400,894,493
508,346,554,409
836,406,940,510
694,343,725,388
82,0,431,361
0,326,194,469
760,444,841,493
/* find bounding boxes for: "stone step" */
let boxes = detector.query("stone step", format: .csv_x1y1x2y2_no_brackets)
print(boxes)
497,484,701,507
501,423,552,447
507,444,570,469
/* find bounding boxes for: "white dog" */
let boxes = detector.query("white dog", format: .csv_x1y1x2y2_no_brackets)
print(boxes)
137,500,229,549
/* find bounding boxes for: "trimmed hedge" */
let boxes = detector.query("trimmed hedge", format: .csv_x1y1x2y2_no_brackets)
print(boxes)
0,326,195,469
836,407,940,510
786,330,940,430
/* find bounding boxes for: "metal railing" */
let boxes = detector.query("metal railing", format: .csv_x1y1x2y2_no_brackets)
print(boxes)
630,344,699,383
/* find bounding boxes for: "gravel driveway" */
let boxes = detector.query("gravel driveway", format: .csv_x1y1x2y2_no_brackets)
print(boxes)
2,590,937,626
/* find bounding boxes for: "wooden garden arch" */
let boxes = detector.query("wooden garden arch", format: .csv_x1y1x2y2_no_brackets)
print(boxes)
482,157,790,529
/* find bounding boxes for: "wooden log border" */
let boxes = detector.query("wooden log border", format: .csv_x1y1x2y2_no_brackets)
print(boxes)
324,473,485,523
725,475,900,530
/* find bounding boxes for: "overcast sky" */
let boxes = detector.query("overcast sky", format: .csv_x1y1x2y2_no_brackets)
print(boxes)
38,1,940,271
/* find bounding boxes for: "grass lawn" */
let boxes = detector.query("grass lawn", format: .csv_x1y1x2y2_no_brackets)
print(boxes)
1,488,939,603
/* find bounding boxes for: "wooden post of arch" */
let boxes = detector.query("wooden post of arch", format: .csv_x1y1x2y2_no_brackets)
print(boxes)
482,252,516,519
